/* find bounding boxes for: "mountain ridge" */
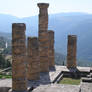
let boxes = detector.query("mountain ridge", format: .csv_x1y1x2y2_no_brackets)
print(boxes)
0,12,92,62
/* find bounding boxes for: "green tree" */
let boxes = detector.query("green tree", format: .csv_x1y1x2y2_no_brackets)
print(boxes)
0,54,11,68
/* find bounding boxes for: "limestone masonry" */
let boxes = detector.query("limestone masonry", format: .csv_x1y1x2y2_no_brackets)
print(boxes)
48,30,55,67
0,3,92,92
38,3,49,72
27,37,40,80
67,35,77,68
12,23,27,92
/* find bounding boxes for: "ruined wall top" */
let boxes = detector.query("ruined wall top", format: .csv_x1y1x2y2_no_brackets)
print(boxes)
48,30,54,39
68,35,77,38
68,35,77,45
48,30,54,34
28,37,37,41
28,37,39,48
37,3,49,8
12,23,26,30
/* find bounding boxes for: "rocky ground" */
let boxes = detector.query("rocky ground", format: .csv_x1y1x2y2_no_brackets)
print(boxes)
0,66,91,92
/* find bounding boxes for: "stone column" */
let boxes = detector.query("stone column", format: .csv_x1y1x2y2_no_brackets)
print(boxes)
12,23,27,92
48,30,55,67
67,35,77,68
27,37,40,80
37,3,49,72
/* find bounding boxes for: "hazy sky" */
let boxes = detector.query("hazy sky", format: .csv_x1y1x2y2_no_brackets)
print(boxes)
0,0,92,17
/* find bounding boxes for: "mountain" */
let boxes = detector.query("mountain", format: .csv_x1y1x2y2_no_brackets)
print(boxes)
0,14,38,36
48,13,92,62
0,12,92,62
55,52,66,65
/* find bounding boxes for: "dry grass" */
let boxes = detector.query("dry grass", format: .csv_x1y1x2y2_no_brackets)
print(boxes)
59,78,80,85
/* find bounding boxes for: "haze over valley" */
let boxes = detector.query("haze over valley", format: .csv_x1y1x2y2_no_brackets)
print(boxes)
0,12,92,66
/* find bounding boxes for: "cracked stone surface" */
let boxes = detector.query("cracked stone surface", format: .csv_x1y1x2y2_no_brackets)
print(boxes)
0,65,91,92
81,83,92,92
32,82,92,92
0,79,12,87
32,84,80,92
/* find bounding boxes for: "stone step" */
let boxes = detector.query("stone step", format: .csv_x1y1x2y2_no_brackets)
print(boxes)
52,71,63,83
90,67,92,72
87,75,91,78
82,77,92,82
55,74,64,83
80,83,92,92
87,73,92,78
90,73,92,76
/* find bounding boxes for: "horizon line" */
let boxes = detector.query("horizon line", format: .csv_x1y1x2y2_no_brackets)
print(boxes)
0,11,92,18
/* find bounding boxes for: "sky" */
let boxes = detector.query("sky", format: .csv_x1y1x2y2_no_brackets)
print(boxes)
0,0,92,18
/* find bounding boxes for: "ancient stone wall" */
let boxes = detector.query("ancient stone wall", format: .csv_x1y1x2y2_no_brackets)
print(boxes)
27,37,40,80
67,35,77,68
48,30,55,67
12,23,27,92
37,3,49,72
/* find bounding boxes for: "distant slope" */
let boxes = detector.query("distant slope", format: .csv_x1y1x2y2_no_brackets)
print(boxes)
0,13,92,62
55,52,66,65
0,14,20,33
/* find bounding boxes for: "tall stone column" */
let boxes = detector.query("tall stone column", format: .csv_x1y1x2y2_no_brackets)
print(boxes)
27,37,40,80
12,23,27,92
48,30,55,67
67,35,77,68
37,3,49,72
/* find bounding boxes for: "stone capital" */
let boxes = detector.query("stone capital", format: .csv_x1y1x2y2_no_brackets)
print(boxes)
37,3,49,8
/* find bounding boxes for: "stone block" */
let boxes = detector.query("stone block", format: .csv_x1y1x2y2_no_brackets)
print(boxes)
67,35,77,68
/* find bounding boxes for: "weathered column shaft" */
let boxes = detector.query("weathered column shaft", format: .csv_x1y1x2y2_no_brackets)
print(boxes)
38,3,49,72
67,35,77,68
48,30,55,67
27,37,40,80
12,23,27,92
